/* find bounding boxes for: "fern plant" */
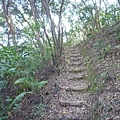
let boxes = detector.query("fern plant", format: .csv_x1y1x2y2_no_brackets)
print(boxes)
10,78,48,112
14,77,48,92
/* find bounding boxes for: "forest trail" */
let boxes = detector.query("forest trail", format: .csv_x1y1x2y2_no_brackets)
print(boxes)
46,45,93,120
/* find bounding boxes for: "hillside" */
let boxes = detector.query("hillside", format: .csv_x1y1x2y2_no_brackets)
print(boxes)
78,21,120,120
10,21,120,120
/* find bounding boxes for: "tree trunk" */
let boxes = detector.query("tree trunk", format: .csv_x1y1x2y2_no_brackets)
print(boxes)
2,0,17,47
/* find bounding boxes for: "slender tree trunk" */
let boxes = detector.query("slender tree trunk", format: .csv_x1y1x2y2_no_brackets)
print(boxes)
2,0,17,47
41,0,64,66
41,0,58,65
58,0,64,62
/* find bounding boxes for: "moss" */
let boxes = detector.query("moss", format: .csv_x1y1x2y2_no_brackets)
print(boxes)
79,44,102,93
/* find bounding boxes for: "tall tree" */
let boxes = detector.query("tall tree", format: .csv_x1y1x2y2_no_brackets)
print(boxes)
41,0,65,66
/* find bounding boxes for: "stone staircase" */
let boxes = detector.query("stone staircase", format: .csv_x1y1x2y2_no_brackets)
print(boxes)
47,45,93,120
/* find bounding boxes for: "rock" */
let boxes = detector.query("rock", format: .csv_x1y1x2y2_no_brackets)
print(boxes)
69,61,82,66
70,57,82,61
59,83,90,91
70,54,80,57
69,67,87,73
60,100,87,106
67,73,86,80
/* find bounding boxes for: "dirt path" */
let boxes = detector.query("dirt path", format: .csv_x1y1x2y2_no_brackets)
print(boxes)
46,45,93,120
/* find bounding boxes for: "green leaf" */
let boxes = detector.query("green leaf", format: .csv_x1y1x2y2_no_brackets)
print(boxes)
5,98,12,102
12,92,33,105
14,78,28,85
32,80,48,91
0,63,6,71
7,68,16,72
0,81,6,90
37,81,48,89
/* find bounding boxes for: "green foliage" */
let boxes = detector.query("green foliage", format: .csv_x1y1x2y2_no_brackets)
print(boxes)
12,92,33,106
116,34,120,43
14,77,48,92
0,45,42,82
0,96,12,120
94,39,111,59
23,21,42,38
90,99,101,120
0,14,6,26
0,80,6,91
64,39,75,46
0,43,50,119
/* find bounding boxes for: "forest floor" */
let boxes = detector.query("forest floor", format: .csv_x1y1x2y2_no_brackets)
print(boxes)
11,22,120,120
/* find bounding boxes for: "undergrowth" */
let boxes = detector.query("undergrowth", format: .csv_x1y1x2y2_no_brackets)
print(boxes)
0,43,50,119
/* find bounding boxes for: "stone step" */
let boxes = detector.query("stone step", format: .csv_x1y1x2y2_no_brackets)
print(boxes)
69,67,87,73
47,105,91,120
69,61,83,66
60,100,87,106
70,54,80,57
70,57,82,62
59,84,90,91
59,80,91,92
67,73,87,80
59,90,91,106
71,51,80,54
